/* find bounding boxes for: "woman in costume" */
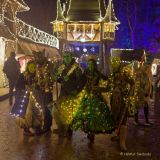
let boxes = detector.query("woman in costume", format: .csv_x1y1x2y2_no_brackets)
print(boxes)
11,51,54,135
72,59,115,142
31,51,54,134
109,57,134,151
11,60,41,135
53,52,86,136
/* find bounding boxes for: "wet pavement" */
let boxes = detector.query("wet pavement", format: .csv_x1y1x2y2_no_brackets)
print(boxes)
0,98,160,160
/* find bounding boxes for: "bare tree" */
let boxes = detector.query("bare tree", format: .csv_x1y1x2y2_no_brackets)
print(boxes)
125,0,137,48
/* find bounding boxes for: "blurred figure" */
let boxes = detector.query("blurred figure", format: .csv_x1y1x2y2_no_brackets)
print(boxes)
3,52,20,105
134,64,152,126
109,57,134,151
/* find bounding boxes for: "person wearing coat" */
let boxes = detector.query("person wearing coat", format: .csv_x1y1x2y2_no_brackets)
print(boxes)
3,52,20,105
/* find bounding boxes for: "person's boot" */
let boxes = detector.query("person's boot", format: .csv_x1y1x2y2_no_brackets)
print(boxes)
120,125,127,152
134,112,140,126
144,105,152,126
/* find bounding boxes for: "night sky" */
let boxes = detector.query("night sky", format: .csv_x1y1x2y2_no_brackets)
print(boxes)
18,0,57,34
18,0,160,55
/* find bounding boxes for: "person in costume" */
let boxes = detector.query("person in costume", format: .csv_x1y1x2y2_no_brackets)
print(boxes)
53,52,86,136
134,63,152,126
72,59,115,142
32,50,54,133
11,60,40,135
11,50,54,135
109,57,134,151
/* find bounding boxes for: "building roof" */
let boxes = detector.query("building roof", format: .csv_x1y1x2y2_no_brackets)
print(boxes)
55,0,65,21
13,0,30,12
103,0,120,24
111,49,145,62
0,22,15,40
65,0,105,21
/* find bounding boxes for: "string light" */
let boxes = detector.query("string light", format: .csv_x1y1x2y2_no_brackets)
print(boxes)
1,0,59,49
52,0,120,41
10,91,29,117
58,89,86,125
16,18,59,49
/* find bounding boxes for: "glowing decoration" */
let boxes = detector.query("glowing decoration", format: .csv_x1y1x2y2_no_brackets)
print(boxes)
102,0,120,40
83,48,87,53
0,37,6,87
16,18,59,49
1,0,59,52
52,0,120,72
80,37,86,42
103,23,116,39
151,64,157,76
10,90,30,117
90,47,95,53
51,0,65,39
0,38,5,63
57,89,86,125
53,21,64,33
75,47,80,51
30,92,43,111
0,14,3,22
53,0,120,42
67,23,101,42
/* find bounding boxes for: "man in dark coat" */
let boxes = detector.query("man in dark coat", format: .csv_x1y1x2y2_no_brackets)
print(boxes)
3,52,20,105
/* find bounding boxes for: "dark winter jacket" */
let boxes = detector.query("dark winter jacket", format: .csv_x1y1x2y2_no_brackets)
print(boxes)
3,57,20,80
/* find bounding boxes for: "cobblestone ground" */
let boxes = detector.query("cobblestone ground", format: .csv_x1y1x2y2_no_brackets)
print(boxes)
0,98,160,160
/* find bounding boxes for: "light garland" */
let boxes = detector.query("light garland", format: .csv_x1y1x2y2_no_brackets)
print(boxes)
103,0,120,24
67,23,101,42
30,91,44,129
53,0,120,41
1,0,59,50
0,14,3,22
58,89,86,125
16,18,59,49
10,90,29,117
0,37,6,87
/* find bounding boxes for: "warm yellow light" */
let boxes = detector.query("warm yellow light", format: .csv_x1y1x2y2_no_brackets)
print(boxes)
104,23,115,33
53,21,64,32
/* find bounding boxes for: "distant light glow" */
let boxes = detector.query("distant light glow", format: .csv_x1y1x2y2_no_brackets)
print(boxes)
75,47,80,51
80,38,86,42
83,48,87,53
90,47,95,53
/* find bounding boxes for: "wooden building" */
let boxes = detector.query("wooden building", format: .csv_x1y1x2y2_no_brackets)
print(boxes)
52,0,120,73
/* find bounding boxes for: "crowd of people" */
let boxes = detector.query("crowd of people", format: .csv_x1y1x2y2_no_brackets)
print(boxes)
3,50,153,152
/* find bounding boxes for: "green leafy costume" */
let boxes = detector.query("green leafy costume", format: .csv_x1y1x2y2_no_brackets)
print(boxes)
72,68,115,134
53,59,86,133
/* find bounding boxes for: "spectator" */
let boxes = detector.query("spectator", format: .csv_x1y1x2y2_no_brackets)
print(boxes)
3,52,20,105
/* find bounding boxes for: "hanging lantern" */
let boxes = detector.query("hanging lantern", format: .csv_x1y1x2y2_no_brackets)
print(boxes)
103,22,116,40
53,21,64,32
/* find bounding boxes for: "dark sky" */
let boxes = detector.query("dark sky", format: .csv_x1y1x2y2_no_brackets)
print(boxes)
18,0,58,34
18,0,158,34
17,0,160,52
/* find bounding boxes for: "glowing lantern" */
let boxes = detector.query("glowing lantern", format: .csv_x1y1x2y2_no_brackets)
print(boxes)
103,23,116,40
53,21,64,33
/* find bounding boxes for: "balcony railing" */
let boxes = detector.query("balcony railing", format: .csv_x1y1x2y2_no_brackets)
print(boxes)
16,18,59,49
